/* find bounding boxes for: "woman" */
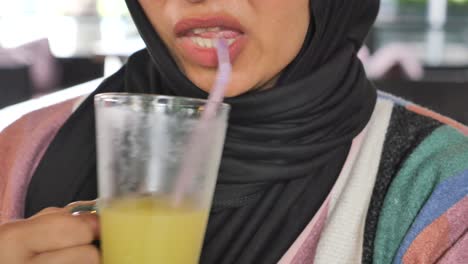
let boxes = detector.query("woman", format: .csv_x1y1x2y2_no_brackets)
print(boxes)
1,0,467,263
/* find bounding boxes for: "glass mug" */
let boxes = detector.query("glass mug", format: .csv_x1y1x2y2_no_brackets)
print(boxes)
94,93,229,264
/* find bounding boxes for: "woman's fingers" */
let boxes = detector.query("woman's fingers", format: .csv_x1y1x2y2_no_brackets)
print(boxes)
33,207,63,217
30,245,100,264
29,212,99,253
0,201,100,264
33,200,97,218
0,212,99,255
66,200,97,211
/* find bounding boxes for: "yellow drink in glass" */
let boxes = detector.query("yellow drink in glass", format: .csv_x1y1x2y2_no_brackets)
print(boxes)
100,196,209,264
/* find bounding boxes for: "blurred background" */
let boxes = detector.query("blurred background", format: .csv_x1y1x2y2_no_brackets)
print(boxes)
0,0,467,129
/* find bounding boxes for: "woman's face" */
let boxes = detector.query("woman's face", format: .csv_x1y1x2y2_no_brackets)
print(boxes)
138,0,310,97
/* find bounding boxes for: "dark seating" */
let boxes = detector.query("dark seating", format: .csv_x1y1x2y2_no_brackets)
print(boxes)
423,65,468,83
57,57,105,89
0,65,33,109
375,80,468,125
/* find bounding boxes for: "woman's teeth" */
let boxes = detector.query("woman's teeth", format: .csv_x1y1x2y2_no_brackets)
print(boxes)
188,27,238,48
191,27,222,34
189,36,236,48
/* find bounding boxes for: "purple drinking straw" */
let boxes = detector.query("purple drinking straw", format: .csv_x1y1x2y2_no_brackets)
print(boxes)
172,38,232,205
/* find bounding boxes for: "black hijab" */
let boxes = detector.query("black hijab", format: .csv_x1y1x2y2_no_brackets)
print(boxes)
26,0,379,262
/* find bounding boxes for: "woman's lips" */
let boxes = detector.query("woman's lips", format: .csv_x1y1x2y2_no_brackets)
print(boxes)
177,35,246,67
174,16,247,67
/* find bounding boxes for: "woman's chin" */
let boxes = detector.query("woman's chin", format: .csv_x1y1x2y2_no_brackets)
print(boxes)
196,83,249,98
223,87,250,98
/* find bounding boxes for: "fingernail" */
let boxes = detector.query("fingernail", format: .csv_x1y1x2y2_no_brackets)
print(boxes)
70,205,98,215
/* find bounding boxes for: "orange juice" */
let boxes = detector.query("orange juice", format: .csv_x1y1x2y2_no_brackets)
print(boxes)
100,196,209,264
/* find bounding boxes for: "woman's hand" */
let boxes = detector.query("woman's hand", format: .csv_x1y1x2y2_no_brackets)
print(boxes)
0,201,100,264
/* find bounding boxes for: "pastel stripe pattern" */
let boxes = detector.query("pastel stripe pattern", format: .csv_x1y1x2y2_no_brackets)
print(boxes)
392,170,468,264
437,232,468,264
314,99,393,264
374,125,468,264
402,196,468,264
282,96,468,264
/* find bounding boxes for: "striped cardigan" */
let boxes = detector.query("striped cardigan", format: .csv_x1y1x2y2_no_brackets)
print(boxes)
1,92,467,263
281,93,468,263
